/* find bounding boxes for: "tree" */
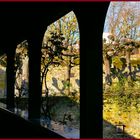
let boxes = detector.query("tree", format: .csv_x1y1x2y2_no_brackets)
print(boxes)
41,12,80,124
44,11,79,95
103,2,140,85
41,31,66,124
48,11,80,95
14,40,29,110
103,34,119,85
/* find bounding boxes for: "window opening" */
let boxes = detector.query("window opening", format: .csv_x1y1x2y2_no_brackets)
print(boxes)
41,11,80,138
14,40,29,119
103,2,140,138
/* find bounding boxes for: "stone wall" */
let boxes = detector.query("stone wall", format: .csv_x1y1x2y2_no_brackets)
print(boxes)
44,65,80,96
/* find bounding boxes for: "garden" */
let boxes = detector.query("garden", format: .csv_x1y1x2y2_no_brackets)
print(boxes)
103,2,140,138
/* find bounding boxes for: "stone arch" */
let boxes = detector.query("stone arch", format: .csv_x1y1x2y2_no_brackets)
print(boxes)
40,11,80,137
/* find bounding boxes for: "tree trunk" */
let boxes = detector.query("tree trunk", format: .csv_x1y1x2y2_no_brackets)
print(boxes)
104,55,112,85
65,56,71,95
126,50,133,81
67,56,71,95
126,50,131,74
66,43,73,95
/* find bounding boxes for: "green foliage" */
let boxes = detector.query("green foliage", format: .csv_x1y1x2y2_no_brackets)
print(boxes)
103,2,140,137
41,31,66,74
131,58,140,66
14,40,29,99
41,12,80,119
15,40,28,73
41,31,68,119
43,11,80,68
69,89,79,104
63,80,72,89
104,81,140,126
112,56,124,69
73,57,80,65
104,94,140,138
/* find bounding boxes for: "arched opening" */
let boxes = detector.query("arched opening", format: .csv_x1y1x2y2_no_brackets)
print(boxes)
14,40,29,119
0,54,7,108
0,2,113,138
40,11,80,138
103,2,140,138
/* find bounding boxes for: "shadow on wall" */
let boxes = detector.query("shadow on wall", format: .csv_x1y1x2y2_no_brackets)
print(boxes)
103,120,135,138
75,79,80,87
52,77,65,94
51,77,80,94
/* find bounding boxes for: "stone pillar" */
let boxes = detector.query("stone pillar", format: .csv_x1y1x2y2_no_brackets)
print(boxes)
28,37,41,122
